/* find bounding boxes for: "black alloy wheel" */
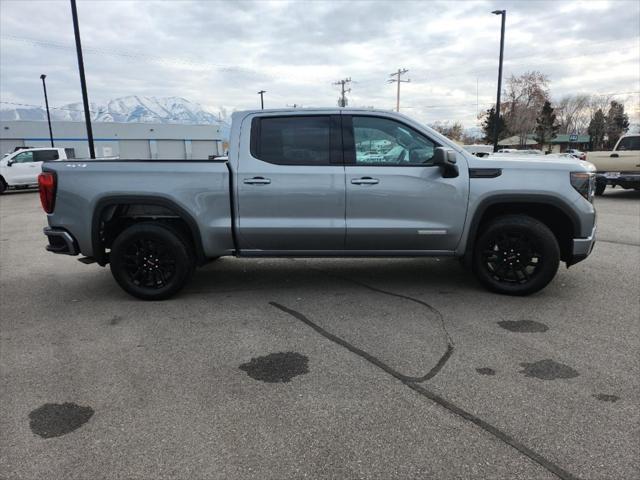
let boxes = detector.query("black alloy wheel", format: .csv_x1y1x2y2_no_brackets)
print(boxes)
473,215,560,296
110,223,194,300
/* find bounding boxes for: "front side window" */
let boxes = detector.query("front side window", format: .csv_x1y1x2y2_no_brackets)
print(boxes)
34,150,59,161
352,116,437,166
252,116,331,165
617,136,640,151
12,151,34,163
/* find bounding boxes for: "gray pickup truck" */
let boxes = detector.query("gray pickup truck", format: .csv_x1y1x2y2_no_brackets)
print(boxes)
39,109,597,300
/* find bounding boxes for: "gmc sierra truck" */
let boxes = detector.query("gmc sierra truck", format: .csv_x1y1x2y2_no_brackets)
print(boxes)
39,109,597,300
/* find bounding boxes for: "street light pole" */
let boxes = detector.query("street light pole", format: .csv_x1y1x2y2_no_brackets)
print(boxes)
492,9,506,153
258,90,266,109
40,74,54,147
70,0,95,159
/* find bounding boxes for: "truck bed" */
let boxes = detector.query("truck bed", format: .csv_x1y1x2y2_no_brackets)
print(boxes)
43,160,235,259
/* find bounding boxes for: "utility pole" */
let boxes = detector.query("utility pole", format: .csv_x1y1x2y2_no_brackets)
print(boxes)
388,68,410,112
492,9,506,152
40,74,54,147
333,78,351,107
70,0,95,158
257,90,266,109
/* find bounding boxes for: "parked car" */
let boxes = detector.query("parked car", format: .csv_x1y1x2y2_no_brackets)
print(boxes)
586,134,640,195
463,144,493,157
39,109,597,300
565,149,586,160
0,147,74,194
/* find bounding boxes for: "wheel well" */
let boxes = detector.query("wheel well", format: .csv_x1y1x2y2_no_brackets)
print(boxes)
475,203,574,262
94,202,203,265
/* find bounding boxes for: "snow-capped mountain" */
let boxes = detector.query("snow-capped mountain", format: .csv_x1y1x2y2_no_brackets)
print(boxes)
1,96,231,137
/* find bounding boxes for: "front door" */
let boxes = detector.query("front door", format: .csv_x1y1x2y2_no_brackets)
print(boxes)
6,150,42,185
344,114,469,252
236,114,345,252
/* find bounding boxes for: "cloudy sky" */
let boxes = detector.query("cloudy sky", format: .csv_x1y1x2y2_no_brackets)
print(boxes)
1,0,638,127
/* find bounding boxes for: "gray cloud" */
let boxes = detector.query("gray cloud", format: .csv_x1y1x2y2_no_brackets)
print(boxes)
1,0,638,127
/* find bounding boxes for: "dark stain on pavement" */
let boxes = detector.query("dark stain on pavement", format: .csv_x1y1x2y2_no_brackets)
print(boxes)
519,359,579,380
476,367,496,376
28,403,94,438
593,393,620,403
109,315,123,325
498,320,549,333
239,352,309,383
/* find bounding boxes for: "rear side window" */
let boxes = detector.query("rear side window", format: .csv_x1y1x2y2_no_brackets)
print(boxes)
616,136,640,151
34,150,59,161
251,116,331,165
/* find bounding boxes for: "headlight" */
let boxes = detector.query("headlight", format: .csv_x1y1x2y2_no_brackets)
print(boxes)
570,172,595,202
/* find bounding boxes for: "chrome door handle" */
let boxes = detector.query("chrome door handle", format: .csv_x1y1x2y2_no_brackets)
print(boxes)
351,177,379,185
243,177,271,185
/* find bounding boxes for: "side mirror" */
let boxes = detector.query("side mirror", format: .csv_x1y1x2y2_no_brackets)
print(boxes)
6,160,14,167
432,147,459,178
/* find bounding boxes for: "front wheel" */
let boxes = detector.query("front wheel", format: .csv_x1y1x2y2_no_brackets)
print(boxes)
110,223,195,300
0,177,7,194
472,215,560,296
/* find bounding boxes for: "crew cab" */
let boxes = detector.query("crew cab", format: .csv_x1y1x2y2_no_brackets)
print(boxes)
39,109,597,300
587,134,640,195
1,147,74,193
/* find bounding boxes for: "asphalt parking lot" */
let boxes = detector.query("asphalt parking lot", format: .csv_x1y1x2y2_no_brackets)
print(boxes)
1,188,638,480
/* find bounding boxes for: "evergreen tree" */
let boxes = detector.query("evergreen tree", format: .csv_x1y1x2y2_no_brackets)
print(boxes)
605,101,630,148
588,109,606,150
481,107,506,145
534,100,559,151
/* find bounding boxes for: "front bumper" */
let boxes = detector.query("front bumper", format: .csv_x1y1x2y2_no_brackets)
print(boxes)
568,223,596,266
43,227,79,255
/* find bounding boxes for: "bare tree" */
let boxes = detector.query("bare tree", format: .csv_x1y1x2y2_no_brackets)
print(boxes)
429,121,464,141
555,94,590,134
501,71,550,146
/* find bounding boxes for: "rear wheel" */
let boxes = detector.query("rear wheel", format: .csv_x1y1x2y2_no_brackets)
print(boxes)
595,180,606,196
110,223,195,300
472,215,560,296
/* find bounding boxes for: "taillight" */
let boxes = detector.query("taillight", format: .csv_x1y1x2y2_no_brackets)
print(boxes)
38,172,56,213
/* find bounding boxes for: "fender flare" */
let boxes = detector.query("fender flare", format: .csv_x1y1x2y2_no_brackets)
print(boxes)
462,194,582,267
92,195,206,266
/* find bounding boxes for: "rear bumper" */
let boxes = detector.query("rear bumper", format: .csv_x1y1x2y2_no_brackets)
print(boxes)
43,227,79,255
596,172,640,188
569,223,596,266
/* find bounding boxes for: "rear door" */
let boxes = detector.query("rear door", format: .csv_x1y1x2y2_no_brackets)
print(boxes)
343,114,469,252
236,113,345,252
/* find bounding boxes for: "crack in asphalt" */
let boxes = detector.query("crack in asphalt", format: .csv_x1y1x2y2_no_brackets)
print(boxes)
270,301,581,480
298,262,455,382
598,239,640,247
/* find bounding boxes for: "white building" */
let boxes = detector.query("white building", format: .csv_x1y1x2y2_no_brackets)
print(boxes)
0,120,224,159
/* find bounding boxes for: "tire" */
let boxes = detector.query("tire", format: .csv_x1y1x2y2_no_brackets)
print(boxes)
472,215,560,296
0,177,7,194
110,222,195,300
595,182,606,196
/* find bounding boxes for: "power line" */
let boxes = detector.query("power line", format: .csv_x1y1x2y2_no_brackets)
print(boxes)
388,68,410,112
333,78,351,107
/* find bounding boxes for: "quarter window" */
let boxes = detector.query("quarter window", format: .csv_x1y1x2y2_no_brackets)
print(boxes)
252,116,331,165
352,116,437,166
